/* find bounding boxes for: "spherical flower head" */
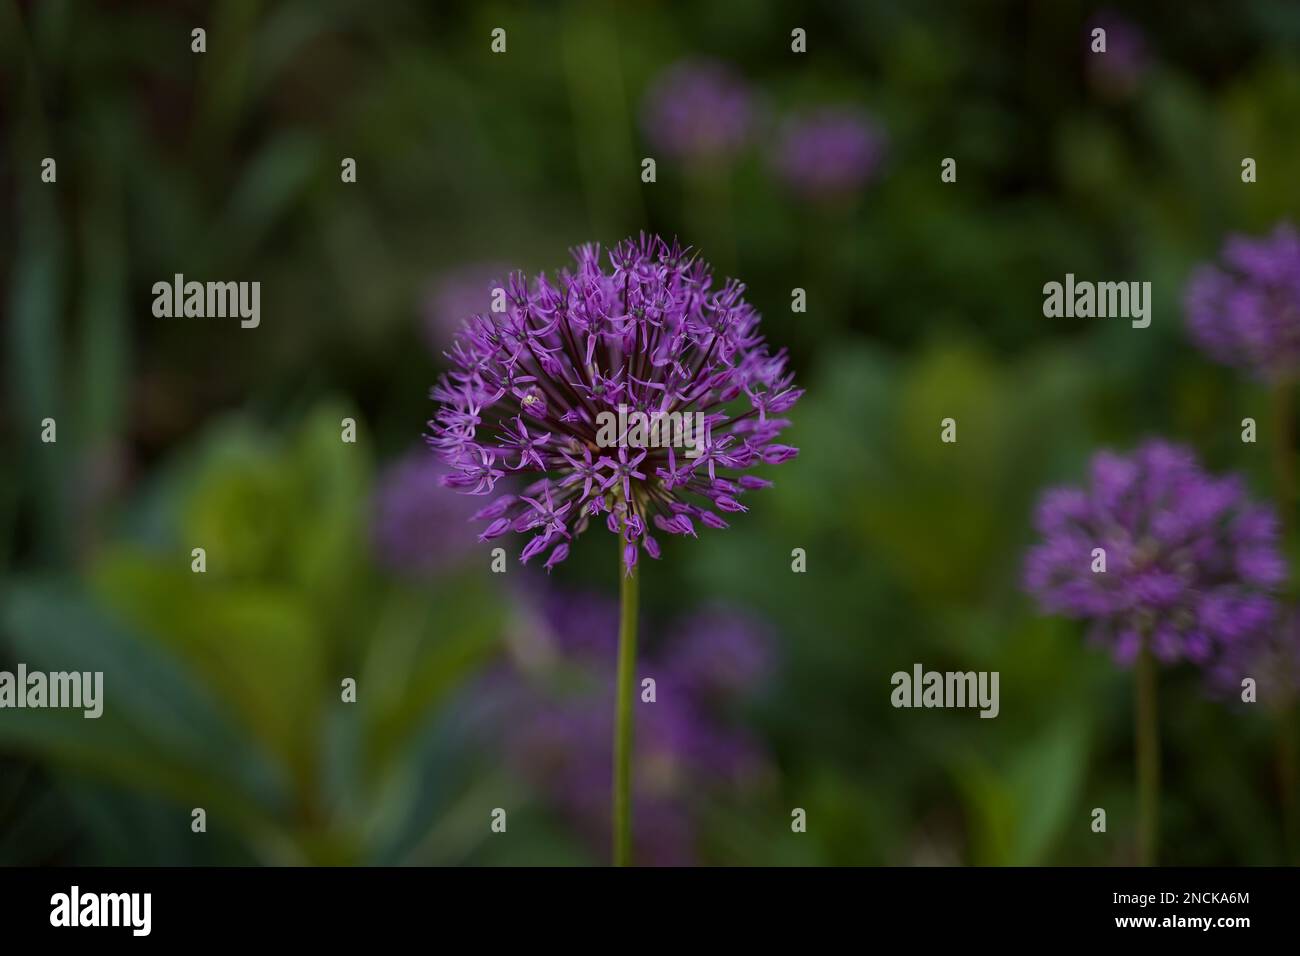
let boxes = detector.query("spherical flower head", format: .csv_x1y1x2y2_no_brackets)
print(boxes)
1184,222,1300,380
370,450,483,575
1023,440,1285,668
426,234,801,576
1086,12,1147,98
771,106,886,201
641,59,755,165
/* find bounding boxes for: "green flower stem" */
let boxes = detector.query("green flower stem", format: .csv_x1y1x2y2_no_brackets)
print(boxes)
1135,641,1160,866
613,545,639,867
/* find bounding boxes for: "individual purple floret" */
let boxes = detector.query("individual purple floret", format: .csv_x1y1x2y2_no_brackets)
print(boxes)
1184,222,1300,380
425,234,801,575
1086,12,1148,97
421,263,510,354
498,591,773,865
641,59,755,164
1023,440,1286,667
771,107,886,200
370,449,482,574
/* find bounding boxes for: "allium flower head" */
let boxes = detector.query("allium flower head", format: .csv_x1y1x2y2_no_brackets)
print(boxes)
772,106,886,200
641,59,754,164
1023,440,1285,667
426,234,801,575
1184,222,1300,380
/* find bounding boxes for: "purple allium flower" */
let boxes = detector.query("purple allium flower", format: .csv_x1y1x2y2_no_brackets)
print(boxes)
425,234,801,576
641,59,755,164
1023,440,1286,667
370,449,482,574
1184,222,1300,380
498,590,773,865
1086,12,1147,97
771,107,886,200
421,263,510,354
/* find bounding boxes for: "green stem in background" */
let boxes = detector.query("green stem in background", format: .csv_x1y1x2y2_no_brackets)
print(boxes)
612,545,639,867
1271,379,1298,861
1135,642,1160,867
687,165,736,278
6,4,69,569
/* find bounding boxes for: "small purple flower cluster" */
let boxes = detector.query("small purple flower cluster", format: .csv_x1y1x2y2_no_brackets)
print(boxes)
771,107,888,201
1185,222,1300,381
639,59,886,198
1024,440,1285,667
641,59,755,164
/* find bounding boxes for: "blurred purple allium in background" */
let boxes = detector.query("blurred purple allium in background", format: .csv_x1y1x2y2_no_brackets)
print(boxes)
370,449,481,574
1086,12,1147,97
421,263,509,354
641,58,755,164
771,106,886,200
1206,608,1300,703
499,589,774,865
517,585,774,688
1184,222,1300,381
1023,440,1286,667
425,234,801,575
658,606,774,700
